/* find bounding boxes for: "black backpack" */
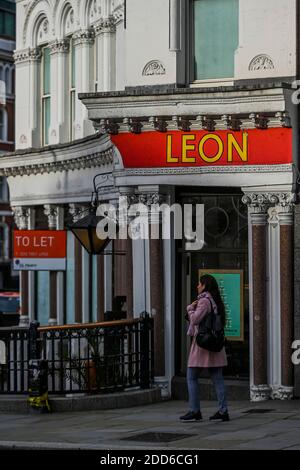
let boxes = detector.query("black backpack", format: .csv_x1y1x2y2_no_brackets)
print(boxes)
196,298,225,352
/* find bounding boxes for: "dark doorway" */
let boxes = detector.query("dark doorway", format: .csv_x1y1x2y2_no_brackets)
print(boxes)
175,188,249,379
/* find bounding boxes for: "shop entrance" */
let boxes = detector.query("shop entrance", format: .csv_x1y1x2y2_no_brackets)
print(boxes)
175,189,249,379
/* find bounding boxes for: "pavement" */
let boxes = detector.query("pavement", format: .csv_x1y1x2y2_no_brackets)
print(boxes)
1,399,300,450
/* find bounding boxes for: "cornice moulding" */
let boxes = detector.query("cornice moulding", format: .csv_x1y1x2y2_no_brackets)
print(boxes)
81,87,289,122
0,135,114,177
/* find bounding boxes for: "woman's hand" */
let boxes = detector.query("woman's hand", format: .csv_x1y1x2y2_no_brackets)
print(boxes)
192,300,198,307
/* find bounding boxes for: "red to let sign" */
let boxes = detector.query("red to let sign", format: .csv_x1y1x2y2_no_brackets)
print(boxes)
13,230,67,271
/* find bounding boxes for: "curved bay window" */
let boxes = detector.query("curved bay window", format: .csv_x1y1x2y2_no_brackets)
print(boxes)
176,190,249,379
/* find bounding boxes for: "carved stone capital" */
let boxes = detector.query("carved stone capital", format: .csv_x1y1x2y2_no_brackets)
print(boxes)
69,204,88,223
49,39,70,55
113,5,125,24
93,17,116,35
242,193,269,224
268,193,296,226
269,192,296,208
14,47,42,64
12,206,29,230
129,193,165,208
44,205,60,230
73,29,95,46
250,385,271,402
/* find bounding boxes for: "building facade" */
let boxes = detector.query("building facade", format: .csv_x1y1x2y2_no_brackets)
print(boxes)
0,0,16,290
0,0,299,400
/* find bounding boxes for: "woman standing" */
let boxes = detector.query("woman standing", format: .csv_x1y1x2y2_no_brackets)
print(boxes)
180,274,229,422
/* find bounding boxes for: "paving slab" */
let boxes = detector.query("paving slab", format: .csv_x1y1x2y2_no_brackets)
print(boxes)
1,400,300,450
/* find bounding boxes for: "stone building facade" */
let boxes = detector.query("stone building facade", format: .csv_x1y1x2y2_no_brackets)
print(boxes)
0,0,299,400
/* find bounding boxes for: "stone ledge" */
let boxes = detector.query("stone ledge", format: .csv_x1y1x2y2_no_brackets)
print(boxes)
0,388,162,414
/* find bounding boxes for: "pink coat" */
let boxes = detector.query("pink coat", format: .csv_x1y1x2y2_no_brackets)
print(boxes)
186,291,227,368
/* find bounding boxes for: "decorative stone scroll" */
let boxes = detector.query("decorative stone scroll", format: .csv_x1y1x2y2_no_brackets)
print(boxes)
142,60,166,76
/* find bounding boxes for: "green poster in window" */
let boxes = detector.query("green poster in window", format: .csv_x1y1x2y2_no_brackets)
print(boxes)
199,269,244,341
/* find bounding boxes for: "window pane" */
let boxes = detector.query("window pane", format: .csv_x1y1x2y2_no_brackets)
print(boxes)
4,12,15,37
43,97,51,145
0,12,4,35
71,43,76,89
70,90,76,140
194,0,239,80
43,47,51,95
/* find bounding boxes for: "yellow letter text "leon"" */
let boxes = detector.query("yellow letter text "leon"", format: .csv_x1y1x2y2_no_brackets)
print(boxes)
227,133,248,162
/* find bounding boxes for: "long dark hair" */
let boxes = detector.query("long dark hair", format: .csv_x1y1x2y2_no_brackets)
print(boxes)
200,274,226,327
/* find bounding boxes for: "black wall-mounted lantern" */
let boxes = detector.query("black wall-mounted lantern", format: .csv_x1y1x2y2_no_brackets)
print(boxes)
68,174,118,255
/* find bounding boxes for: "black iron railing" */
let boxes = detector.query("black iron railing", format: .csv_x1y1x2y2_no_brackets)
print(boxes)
0,327,30,394
0,315,154,395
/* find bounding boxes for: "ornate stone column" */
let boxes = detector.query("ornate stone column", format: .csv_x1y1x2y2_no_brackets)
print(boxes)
243,193,271,401
271,193,295,399
13,48,41,148
72,30,95,139
94,18,116,92
49,40,70,144
69,204,87,324
134,187,165,379
119,188,134,319
44,205,65,326
12,207,29,327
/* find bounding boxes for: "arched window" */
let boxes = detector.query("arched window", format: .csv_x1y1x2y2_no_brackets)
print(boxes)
34,15,51,146
42,47,51,146
69,38,76,140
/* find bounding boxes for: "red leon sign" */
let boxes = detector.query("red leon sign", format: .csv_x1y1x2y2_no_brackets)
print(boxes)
13,231,67,271
111,128,292,168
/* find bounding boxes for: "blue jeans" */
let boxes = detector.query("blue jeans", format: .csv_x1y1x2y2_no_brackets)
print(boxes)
187,367,228,413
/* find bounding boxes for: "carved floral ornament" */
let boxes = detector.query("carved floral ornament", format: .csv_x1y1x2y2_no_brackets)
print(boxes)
249,54,275,71
142,60,166,76
242,192,296,213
